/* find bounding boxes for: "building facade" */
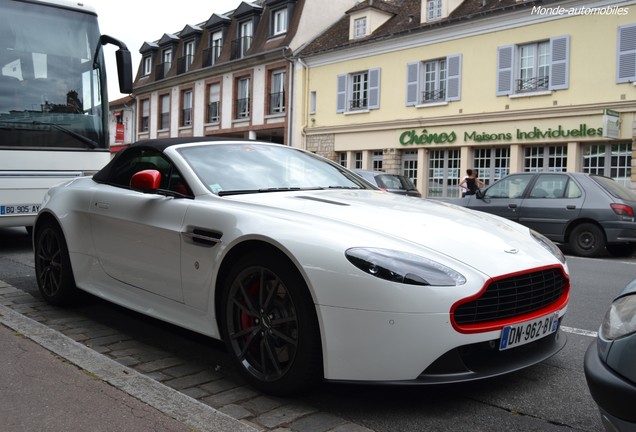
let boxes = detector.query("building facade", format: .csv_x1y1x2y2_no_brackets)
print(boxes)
132,0,355,145
296,0,636,197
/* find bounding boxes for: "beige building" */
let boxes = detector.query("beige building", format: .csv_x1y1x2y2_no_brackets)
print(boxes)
132,0,356,145
295,0,636,197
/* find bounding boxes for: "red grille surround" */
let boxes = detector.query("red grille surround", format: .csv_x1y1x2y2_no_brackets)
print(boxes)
451,265,569,334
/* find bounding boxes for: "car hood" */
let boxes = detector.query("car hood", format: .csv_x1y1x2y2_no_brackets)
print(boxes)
226,189,562,276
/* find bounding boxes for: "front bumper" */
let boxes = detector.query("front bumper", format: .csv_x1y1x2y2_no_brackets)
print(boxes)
584,341,636,425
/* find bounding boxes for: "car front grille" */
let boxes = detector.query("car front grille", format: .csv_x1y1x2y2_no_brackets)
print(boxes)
454,267,568,326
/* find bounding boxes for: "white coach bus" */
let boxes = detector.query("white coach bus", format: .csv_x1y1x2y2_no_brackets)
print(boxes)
0,0,132,233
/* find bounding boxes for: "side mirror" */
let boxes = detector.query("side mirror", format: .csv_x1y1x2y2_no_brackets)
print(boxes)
115,48,133,94
130,170,161,192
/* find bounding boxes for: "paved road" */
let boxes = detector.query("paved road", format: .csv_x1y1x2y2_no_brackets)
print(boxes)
2,226,632,431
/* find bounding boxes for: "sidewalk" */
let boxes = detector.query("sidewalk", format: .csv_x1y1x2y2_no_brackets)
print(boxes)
0,303,257,432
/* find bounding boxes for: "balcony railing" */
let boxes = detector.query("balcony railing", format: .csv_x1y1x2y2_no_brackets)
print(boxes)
203,44,222,67
349,98,368,111
181,108,192,126
516,76,549,93
207,101,220,123
235,98,250,119
155,62,171,80
230,36,252,60
421,88,446,103
176,55,194,75
269,91,285,114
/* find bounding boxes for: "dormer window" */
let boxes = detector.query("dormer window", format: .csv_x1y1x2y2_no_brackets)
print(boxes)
353,17,367,38
142,56,152,76
427,0,442,21
272,7,288,35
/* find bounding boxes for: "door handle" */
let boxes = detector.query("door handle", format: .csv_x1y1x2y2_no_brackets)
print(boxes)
95,202,110,209
566,205,576,210
508,204,518,209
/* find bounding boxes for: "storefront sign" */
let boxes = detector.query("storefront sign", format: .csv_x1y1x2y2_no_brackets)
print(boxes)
400,124,604,146
602,109,620,139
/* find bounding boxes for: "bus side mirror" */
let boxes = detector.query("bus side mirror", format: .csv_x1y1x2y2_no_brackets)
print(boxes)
115,48,133,94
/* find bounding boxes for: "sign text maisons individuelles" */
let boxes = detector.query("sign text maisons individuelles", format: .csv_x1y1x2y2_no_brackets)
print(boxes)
399,124,604,146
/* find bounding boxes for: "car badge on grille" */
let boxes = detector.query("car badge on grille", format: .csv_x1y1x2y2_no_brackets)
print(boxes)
504,248,519,254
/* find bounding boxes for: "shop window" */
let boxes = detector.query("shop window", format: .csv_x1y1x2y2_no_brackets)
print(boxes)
336,68,381,113
473,147,510,185
524,145,567,172
354,152,363,169
406,55,461,105
371,151,383,171
497,35,569,96
617,24,636,83
402,150,418,186
427,149,460,198
338,153,347,167
583,143,632,187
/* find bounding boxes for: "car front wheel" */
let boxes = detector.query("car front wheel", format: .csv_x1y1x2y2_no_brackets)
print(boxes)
569,223,605,257
34,220,77,305
220,250,322,395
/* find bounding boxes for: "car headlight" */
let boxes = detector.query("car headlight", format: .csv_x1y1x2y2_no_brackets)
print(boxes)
345,248,466,286
531,229,566,264
600,294,636,340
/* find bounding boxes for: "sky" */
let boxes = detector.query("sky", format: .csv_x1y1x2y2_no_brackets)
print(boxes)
88,0,245,101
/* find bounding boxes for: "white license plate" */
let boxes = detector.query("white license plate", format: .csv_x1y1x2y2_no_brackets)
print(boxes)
499,312,559,351
0,204,40,216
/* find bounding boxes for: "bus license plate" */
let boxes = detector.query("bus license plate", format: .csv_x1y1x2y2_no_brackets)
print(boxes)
499,312,559,351
0,204,40,216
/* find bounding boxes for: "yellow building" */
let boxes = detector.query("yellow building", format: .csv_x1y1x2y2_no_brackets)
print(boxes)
296,0,636,197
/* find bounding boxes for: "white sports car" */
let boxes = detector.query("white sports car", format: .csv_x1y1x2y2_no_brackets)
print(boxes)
34,138,569,395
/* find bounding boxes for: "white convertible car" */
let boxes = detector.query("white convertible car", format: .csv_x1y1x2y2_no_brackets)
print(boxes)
34,138,570,395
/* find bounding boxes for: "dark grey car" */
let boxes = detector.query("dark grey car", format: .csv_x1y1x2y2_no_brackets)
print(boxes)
353,170,421,197
584,278,636,432
449,172,636,257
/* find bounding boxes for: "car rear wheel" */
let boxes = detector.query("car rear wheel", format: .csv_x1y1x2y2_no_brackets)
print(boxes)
220,250,322,395
34,220,77,305
569,223,605,257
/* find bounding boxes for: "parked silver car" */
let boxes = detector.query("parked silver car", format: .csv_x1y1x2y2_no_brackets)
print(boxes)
584,278,636,432
450,172,636,257
353,170,421,197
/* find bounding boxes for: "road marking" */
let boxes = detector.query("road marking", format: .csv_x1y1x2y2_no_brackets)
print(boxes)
561,325,598,338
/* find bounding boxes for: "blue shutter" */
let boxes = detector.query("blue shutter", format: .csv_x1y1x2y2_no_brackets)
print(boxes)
549,35,569,90
368,68,381,109
446,54,462,101
406,62,420,106
617,24,636,83
496,45,514,96
336,74,347,113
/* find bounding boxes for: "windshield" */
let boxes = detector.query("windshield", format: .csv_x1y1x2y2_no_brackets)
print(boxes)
0,0,107,149
178,143,369,196
592,175,636,202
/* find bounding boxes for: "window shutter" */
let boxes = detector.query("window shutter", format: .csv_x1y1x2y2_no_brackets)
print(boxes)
617,24,636,83
446,54,462,101
549,35,569,90
368,68,381,109
406,62,420,106
336,74,347,113
496,45,514,96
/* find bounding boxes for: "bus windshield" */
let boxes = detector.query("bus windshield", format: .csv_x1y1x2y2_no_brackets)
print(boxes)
0,1,107,149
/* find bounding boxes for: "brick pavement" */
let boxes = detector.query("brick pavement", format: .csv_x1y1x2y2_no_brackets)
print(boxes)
0,280,375,432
